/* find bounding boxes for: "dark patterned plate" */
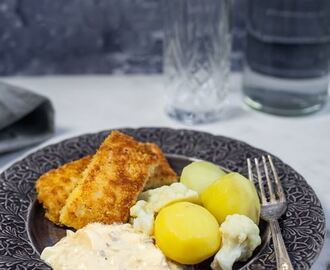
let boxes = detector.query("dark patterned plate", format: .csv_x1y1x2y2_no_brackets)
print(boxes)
0,128,325,270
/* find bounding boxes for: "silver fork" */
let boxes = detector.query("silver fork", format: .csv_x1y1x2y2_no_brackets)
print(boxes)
247,155,294,270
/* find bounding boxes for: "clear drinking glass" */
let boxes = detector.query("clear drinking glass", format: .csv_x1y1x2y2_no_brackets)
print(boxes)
242,0,330,116
163,0,231,124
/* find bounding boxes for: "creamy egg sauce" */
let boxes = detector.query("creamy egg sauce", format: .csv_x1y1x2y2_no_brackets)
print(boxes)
41,223,177,270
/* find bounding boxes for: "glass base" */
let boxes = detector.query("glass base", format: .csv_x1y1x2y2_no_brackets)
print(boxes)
243,95,326,116
166,106,224,124
243,66,329,116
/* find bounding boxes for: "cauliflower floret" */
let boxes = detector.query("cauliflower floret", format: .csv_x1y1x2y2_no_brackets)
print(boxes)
211,214,261,270
139,182,200,211
130,201,154,235
130,183,199,235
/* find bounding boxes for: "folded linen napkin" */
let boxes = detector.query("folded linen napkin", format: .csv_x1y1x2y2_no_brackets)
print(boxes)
0,82,54,154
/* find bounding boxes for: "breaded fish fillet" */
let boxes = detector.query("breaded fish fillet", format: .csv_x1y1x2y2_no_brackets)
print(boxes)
35,155,92,225
59,131,159,229
145,143,177,189
36,135,177,226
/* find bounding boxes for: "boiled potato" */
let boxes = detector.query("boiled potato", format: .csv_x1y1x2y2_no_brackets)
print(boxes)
201,173,260,225
154,202,221,265
180,161,226,194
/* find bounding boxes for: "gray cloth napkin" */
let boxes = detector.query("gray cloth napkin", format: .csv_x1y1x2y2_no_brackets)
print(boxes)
0,82,54,154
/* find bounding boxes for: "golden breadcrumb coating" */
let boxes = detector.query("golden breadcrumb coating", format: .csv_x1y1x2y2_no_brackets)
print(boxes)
36,155,92,225
145,143,178,189
36,131,178,227
59,131,159,229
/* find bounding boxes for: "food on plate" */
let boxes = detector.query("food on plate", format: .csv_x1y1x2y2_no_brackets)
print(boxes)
154,202,221,265
59,131,160,229
201,172,260,224
130,200,154,235
180,161,226,194
36,131,262,270
36,133,177,226
211,214,261,270
36,155,92,225
144,143,178,189
130,183,199,235
41,223,181,270
138,182,200,212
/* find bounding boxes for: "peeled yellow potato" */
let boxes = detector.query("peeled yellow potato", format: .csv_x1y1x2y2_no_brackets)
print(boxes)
180,161,226,194
201,172,260,225
154,202,221,265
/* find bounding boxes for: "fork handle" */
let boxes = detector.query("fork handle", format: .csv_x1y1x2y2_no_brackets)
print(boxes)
269,219,294,270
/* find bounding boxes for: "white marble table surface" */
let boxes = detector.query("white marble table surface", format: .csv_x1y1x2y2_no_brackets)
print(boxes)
0,74,329,269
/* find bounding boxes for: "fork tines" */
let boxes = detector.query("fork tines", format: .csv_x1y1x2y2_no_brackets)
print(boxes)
247,155,285,204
